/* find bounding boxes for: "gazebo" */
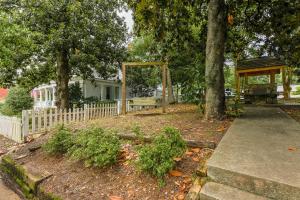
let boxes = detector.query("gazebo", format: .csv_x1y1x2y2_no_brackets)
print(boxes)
236,57,291,102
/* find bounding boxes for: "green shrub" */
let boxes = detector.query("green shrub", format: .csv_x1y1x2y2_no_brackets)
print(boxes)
292,86,300,95
0,87,33,116
43,126,74,155
136,127,186,184
68,127,121,167
132,124,145,143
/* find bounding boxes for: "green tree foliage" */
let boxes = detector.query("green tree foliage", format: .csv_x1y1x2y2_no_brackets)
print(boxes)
0,87,33,116
0,0,128,108
136,127,186,184
128,0,300,119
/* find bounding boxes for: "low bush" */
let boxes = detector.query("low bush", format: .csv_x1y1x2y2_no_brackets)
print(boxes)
43,126,74,155
136,127,186,184
68,127,121,167
0,87,33,116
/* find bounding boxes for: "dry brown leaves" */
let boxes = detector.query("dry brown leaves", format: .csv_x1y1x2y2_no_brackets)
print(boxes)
109,195,123,200
169,170,183,177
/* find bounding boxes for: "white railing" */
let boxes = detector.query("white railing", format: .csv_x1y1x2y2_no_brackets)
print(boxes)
0,115,23,143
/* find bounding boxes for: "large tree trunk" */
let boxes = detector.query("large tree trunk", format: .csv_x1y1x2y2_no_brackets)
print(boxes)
167,67,175,104
56,49,70,109
205,0,227,120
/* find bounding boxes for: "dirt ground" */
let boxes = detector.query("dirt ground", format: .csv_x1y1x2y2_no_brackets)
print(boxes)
0,135,17,155
85,104,232,144
12,104,233,200
282,105,300,123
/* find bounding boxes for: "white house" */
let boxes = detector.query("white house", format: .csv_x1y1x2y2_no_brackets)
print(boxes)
32,76,126,108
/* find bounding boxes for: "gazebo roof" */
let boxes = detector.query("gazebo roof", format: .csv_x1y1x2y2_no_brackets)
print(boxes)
237,57,285,71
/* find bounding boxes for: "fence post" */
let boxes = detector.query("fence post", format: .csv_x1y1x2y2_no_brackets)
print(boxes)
22,110,29,142
84,104,88,121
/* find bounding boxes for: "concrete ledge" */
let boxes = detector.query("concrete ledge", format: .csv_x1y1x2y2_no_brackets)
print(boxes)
200,182,270,200
0,155,60,200
208,165,300,200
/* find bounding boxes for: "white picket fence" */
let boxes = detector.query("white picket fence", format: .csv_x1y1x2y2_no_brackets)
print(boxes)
0,102,159,143
0,103,117,143
0,115,23,143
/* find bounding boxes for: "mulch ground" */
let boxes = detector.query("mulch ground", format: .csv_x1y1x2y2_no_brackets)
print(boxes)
0,135,17,156
11,104,233,200
281,105,300,123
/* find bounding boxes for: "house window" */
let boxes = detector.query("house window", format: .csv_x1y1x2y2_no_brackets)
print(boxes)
106,87,111,100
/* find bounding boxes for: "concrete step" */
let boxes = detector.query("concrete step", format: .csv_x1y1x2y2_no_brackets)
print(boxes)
200,182,270,200
205,107,300,200
207,165,300,200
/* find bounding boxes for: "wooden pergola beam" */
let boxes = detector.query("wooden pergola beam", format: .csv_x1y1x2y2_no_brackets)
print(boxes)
121,61,168,115
236,66,284,74
122,62,165,66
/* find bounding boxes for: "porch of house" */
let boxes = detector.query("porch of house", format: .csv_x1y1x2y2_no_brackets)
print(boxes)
32,79,122,109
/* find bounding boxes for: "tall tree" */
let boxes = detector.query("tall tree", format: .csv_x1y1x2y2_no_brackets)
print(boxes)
1,0,127,109
129,0,299,119
205,0,227,119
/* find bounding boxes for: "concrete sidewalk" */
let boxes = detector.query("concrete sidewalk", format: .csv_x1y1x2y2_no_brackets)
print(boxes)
201,106,300,200
0,175,20,200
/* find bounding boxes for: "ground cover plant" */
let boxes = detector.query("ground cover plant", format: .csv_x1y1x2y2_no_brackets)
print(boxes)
43,126,74,155
68,128,121,167
136,127,187,185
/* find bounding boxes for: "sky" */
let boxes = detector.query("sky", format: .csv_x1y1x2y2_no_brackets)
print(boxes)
119,10,134,34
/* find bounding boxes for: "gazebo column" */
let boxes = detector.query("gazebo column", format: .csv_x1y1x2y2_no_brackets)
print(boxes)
52,87,56,106
282,67,289,99
39,90,43,102
235,73,241,100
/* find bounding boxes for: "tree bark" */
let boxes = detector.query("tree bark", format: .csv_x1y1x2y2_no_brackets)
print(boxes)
205,0,227,120
167,67,175,104
56,49,70,109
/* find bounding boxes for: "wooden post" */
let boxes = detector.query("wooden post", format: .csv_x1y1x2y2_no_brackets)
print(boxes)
162,64,167,113
22,110,29,141
122,64,126,115
282,67,288,99
236,73,241,100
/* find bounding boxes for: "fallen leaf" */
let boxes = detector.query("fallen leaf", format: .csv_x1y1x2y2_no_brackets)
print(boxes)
192,157,200,162
183,177,192,184
185,151,193,156
179,184,186,192
169,170,183,177
109,196,123,200
288,147,297,151
216,127,225,132
191,148,200,153
173,157,182,162
175,181,181,186
177,194,185,200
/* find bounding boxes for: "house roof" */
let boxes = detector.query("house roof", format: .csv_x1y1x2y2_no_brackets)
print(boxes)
0,88,8,100
237,57,285,71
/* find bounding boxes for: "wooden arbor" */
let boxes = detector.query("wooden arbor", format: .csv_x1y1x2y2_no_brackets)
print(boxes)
121,62,168,115
236,57,290,100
